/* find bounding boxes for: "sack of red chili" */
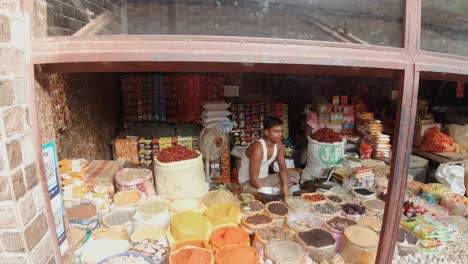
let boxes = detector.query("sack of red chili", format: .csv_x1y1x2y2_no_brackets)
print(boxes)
311,128,343,143
302,129,345,184
154,146,208,199
156,145,200,163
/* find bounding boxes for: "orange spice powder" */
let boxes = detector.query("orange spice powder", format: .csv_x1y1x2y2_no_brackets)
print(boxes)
210,226,249,250
215,245,258,264
170,247,212,264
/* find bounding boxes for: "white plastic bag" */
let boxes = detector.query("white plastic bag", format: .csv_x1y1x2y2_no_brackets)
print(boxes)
302,137,345,183
435,163,466,195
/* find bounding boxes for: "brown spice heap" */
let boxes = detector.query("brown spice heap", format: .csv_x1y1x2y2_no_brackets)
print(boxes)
66,204,97,219
327,195,343,203
249,201,264,211
326,217,356,232
267,202,288,216
245,214,272,225
298,229,335,247
257,226,290,241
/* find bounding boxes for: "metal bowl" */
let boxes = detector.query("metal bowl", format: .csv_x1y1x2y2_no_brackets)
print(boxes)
258,187,283,203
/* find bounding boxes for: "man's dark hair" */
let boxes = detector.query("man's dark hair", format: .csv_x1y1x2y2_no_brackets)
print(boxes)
264,116,283,130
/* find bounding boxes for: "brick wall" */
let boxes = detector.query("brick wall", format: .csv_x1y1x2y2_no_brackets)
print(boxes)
1,1,57,264
44,0,123,36
36,73,123,161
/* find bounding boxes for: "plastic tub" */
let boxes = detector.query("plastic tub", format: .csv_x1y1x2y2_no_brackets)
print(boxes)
341,225,379,264
323,216,357,252
440,193,468,217
422,183,450,204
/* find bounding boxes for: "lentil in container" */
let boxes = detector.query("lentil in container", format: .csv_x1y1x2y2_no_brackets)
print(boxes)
104,211,133,226
267,202,289,216
257,226,291,241
298,229,335,247
66,204,96,219
326,217,357,232
245,214,273,225
313,203,340,215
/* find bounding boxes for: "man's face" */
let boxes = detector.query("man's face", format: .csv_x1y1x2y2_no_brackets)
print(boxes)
265,125,283,143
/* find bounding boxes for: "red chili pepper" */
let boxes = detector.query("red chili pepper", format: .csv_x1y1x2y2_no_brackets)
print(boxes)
157,145,199,163
311,128,342,143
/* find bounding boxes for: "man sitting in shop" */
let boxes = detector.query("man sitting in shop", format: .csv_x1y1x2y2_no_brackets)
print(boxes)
238,116,299,197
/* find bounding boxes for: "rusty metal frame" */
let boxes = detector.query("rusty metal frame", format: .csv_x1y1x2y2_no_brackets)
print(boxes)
24,0,468,263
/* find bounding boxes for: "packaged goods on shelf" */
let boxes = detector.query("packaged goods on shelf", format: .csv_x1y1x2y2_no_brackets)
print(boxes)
230,102,274,146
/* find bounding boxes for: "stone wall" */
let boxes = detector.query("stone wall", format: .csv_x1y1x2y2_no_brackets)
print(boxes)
0,1,57,263
44,0,123,36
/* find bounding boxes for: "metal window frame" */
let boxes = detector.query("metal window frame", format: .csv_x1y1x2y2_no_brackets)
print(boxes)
24,0,468,263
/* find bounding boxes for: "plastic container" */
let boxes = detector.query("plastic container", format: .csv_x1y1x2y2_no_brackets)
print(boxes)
323,216,357,252
440,193,468,217
204,203,240,228
296,229,336,263
264,240,307,264
341,225,379,264
422,183,450,204
406,181,425,196
133,199,171,229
